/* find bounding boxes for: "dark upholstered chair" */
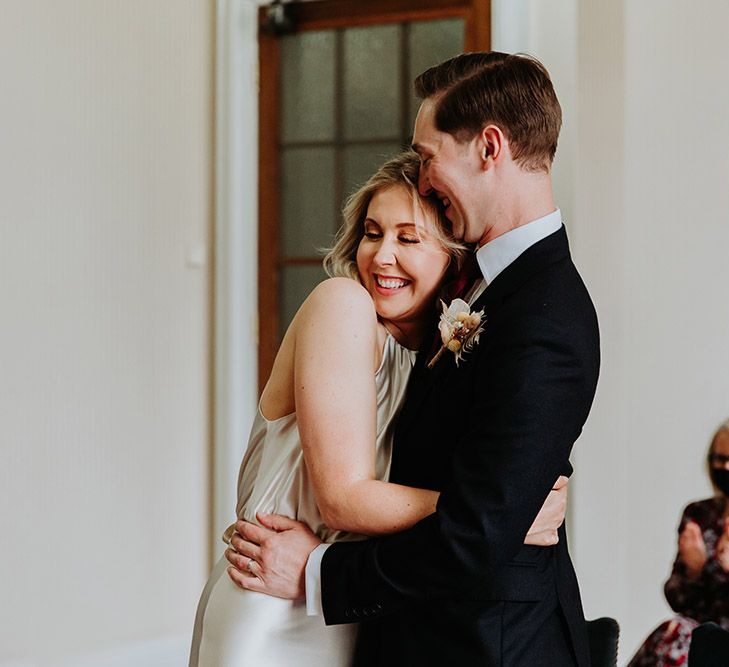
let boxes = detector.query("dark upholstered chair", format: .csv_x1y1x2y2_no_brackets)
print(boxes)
689,622,729,666
586,617,619,667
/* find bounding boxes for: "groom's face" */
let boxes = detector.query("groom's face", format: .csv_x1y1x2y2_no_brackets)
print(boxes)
412,98,486,245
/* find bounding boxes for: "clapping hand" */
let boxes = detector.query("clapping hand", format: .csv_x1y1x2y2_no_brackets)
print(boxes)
678,520,706,579
716,523,729,573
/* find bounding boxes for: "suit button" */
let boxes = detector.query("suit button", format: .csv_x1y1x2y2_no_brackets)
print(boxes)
352,609,361,618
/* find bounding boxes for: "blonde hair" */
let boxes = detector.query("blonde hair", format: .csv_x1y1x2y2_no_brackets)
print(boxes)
323,151,466,280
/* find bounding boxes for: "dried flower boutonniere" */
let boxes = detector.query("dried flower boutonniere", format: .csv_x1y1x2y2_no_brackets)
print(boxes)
427,298,485,369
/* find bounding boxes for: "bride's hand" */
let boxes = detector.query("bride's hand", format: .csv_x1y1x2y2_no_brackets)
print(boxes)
226,514,322,600
524,476,568,546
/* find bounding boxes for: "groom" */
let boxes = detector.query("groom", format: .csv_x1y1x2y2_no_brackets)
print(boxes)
229,52,599,665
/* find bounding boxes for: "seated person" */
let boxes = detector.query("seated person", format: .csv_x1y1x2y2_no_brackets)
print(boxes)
628,420,729,666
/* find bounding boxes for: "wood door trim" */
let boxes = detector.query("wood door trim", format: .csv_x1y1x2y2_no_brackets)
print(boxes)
465,0,491,51
259,0,477,33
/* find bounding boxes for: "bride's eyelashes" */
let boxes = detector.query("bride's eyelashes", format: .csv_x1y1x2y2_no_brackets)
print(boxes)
362,230,421,244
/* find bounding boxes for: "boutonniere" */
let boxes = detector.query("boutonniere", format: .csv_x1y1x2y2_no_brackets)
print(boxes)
427,298,485,369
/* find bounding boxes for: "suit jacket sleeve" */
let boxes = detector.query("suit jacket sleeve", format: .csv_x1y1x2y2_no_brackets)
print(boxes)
320,304,598,624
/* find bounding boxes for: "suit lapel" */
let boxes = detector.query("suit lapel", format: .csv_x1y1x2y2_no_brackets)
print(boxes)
397,226,571,435
474,225,570,314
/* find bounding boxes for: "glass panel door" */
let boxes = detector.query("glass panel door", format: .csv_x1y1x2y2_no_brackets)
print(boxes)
276,18,464,336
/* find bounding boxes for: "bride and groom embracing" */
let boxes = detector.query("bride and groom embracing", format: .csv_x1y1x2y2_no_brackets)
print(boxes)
189,51,600,666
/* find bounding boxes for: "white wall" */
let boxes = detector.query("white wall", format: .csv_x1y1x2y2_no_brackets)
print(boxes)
0,1,213,664
492,0,577,234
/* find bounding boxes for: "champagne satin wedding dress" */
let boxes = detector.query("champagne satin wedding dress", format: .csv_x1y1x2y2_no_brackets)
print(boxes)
189,334,415,666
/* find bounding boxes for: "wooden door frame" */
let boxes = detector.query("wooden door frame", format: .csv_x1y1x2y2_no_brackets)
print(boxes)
258,0,491,393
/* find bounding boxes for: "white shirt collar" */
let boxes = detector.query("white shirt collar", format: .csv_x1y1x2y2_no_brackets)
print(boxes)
475,209,562,285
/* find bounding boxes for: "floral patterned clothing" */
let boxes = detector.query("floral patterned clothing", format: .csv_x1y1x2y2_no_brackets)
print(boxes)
628,496,729,666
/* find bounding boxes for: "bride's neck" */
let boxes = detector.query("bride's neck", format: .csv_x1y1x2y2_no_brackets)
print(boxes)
380,320,423,351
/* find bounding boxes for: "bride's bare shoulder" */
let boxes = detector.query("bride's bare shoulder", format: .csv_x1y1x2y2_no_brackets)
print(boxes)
297,277,376,323
309,276,371,301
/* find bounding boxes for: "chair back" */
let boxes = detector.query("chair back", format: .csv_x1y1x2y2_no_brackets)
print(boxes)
689,622,729,666
586,617,619,667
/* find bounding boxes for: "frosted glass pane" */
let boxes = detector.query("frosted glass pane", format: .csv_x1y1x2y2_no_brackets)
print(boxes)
343,25,401,140
281,147,337,257
280,265,328,337
342,143,402,203
281,31,336,143
408,19,465,130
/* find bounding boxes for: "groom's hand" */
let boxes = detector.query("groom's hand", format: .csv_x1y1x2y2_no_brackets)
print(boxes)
524,476,568,546
225,513,322,600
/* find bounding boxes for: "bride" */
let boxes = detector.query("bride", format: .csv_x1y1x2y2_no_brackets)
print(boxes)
189,151,563,665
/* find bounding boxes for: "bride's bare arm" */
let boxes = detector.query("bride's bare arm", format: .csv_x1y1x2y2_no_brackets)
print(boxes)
293,278,438,536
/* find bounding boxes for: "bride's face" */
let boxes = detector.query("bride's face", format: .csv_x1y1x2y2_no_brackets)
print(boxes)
356,185,450,337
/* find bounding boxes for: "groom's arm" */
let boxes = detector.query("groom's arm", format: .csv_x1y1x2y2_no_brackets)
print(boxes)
319,308,599,623
303,474,567,616
226,476,568,607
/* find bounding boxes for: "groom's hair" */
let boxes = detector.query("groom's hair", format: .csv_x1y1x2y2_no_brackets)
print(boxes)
415,52,561,173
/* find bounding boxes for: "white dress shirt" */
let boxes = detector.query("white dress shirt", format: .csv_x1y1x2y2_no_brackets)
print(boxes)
305,209,564,616
468,208,562,304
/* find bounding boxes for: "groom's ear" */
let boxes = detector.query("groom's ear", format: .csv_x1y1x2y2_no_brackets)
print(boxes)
478,125,506,170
